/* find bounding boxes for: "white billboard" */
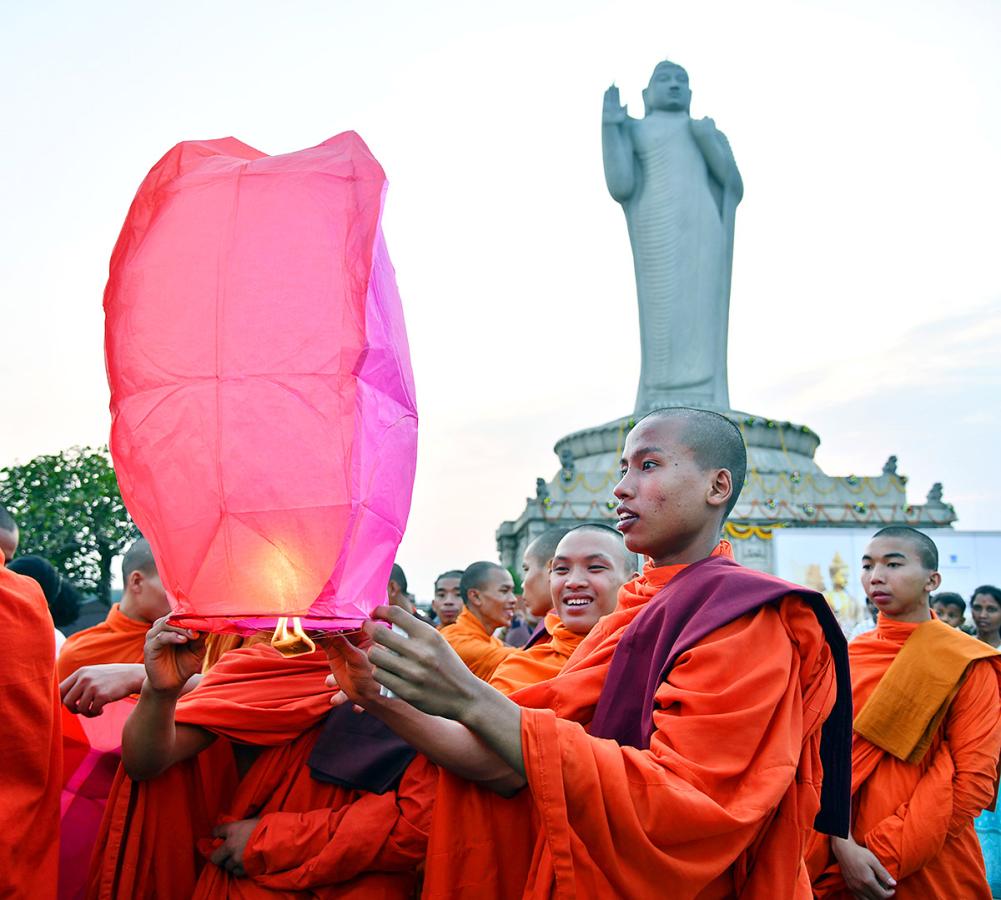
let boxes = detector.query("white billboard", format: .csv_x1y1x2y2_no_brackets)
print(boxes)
772,528,1001,632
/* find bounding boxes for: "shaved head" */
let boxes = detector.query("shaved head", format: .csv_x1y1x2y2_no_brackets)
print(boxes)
524,528,571,566
639,408,747,518
871,526,938,571
460,561,507,603
122,537,157,582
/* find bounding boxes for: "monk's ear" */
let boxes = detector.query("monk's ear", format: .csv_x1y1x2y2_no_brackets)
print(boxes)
706,468,733,510
926,571,942,594
127,569,144,594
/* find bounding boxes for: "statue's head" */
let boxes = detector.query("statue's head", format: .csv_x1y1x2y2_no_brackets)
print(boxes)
643,60,691,114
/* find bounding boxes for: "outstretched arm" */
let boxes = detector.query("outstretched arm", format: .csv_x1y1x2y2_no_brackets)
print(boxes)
324,609,526,794
602,85,636,203
121,616,215,780
61,662,202,717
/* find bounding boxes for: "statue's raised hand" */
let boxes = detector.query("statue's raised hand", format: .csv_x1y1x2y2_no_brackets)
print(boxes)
603,85,627,124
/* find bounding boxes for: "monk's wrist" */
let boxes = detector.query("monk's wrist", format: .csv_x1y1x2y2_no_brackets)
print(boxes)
457,678,506,731
140,677,184,703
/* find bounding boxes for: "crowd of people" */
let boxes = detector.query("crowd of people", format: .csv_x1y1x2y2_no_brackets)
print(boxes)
1,407,1000,898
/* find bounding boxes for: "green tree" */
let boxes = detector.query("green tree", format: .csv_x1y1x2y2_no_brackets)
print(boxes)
0,446,139,605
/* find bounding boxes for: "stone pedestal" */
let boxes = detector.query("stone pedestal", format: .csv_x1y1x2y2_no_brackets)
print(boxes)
497,411,956,574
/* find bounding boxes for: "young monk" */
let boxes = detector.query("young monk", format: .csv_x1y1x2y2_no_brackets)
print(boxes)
491,524,633,694
86,629,332,899
520,527,571,620
58,537,169,680
431,569,464,628
439,561,518,679
326,407,852,898
0,562,62,899
808,526,1001,899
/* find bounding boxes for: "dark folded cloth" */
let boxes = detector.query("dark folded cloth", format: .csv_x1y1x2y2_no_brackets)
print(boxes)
307,703,417,794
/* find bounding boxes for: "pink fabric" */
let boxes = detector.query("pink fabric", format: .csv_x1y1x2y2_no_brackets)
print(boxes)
104,132,417,634
59,699,136,900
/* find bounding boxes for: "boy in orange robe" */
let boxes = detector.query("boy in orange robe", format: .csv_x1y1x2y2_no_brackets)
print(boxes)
58,538,170,680
807,526,1001,899
490,524,632,694
85,638,332,900
439,561,518,679
0,564,62,900
326,407,852,898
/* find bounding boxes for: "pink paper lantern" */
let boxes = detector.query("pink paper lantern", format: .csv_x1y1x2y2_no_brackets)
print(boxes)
104,132,417,635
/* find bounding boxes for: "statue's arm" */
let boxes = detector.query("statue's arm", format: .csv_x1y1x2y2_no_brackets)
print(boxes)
602,85,636,203
691,117,743,201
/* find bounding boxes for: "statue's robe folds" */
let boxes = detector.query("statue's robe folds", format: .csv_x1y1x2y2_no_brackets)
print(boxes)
623,112,730,411
422,545,844,899
489,612,584,696
439,607,517,681
85,645,331,900
0,566,62,900
807,617,1001,899
57,603,150,680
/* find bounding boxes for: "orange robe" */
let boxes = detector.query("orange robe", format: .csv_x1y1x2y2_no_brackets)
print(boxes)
808,616,1001,898
86,645,331,900
192,614,590,897
489,612,584,696
0,566,62,900
423,551,838,899
440,607,517,680
58,604,150,680
192,729,438,899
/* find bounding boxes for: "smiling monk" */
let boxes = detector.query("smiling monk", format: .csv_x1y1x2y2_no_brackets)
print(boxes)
438,561,518,680
807,527,1001,899
490,525,633,695
326,407,853,899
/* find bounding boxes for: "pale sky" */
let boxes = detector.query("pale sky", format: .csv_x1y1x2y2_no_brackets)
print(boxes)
2,0,999,600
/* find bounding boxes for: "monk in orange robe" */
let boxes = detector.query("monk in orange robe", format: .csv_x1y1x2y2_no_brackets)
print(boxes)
490,524,631,694
326,407,852,898
0,564,62,900
439,561,518,679
59,538,248,898
58,537,169,680
86,635,331,900
188,527,630,897
807,526,1001,899
431,570,464,629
